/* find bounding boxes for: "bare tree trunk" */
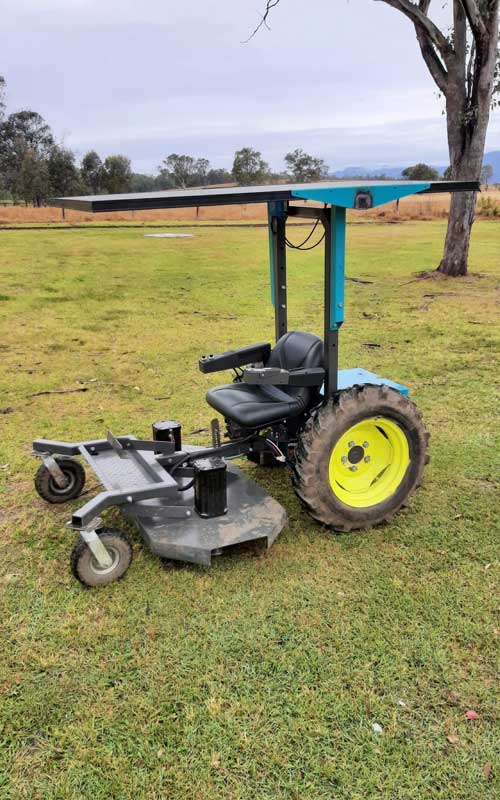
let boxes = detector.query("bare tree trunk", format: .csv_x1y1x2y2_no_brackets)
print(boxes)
438,190,477,275
438,76,491,276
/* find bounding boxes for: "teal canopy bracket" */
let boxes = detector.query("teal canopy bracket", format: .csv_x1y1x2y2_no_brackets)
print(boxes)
327,206,346,332
291,182,430,209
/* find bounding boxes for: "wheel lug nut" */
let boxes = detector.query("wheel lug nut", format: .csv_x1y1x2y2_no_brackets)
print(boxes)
364,456,371,463
349,465,358,472
363,441,369,448
341,456,348,465
348,441,355,448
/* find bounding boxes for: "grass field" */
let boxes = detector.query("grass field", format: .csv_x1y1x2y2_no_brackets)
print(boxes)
0,220,499,799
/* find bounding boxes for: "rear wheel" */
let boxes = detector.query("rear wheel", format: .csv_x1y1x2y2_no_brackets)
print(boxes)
294,384,429,530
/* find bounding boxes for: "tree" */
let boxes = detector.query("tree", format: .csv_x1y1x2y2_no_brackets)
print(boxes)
80,150,104,194
285,148,329,182
232,147,270,184
130,173,158,192
0,76,6,122
443,165,453,179
15,149,50,206
48,145,81,196
480,163,494,185
206,167,233,185
101,155,132,194
402,162,440,180
0,110,54,200
158,154,211,189
250,1,500,276
0,78,7,198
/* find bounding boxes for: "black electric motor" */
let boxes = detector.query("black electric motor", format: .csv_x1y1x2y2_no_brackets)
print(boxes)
193,457,227,518
152,420,182,451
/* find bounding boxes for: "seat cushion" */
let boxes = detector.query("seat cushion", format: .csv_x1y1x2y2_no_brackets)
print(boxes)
206,331,324,429
267,330,323,373
206,381,306,428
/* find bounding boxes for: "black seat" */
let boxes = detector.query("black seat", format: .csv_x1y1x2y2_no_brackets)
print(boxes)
206,331,323,429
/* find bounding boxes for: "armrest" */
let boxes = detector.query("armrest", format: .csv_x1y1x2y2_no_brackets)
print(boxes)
243,366,325,387
199,342,271,374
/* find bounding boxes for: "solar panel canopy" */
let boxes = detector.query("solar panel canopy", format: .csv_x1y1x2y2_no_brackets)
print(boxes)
50,179,479,213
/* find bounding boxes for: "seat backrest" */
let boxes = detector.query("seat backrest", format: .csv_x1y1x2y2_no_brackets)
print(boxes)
266,331,324,408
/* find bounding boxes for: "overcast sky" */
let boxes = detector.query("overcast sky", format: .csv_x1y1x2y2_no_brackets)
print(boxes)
2,0,499,173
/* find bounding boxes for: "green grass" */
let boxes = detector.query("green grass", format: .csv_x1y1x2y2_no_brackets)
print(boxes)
0,221,499,799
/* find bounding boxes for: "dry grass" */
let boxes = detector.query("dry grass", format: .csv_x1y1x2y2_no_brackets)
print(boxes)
2,190,499,226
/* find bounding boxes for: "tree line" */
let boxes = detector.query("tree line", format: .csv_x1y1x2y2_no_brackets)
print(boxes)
0,80,135,205
0,76,495,206
0,79,330,205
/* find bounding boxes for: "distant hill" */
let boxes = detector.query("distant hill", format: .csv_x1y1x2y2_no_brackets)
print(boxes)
332,165,416,180
332,151,500,183
483,150,500,183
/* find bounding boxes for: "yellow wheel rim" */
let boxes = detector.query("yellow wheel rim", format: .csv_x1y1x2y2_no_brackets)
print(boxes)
328,417,410,508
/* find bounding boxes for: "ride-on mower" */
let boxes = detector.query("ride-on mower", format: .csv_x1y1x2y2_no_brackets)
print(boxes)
33,179,477,586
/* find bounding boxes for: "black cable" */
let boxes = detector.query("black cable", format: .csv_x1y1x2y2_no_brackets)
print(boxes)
285,214,326,251
287,231,325,251
177,478,194,492
285,216,320,249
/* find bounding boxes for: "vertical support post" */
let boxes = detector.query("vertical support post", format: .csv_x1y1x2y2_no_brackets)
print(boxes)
268,201,287,342
323,206,346,397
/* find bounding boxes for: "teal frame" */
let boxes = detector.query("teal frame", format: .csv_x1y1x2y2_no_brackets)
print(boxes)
266,180,439,395
329,206,346,332
267,201,348,395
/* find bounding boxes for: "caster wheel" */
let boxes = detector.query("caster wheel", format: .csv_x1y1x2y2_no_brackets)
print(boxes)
71,528,133,588
294,384,429,531
34,457,86,504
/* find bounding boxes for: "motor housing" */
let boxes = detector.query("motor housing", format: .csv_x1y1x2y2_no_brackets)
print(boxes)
152,420,182,451
193,457,227,518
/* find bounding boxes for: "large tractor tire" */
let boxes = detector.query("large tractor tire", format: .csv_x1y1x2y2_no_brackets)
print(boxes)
293,384,429,531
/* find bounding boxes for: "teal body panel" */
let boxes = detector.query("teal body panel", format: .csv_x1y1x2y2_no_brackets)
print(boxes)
291,183,430,209
325,369,409,396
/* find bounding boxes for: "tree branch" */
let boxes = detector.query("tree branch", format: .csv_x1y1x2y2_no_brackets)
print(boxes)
242,0,281,43
458,0,488,40
374,0,453,57
415,27,450,93
467,38,476,100
454,0,467,73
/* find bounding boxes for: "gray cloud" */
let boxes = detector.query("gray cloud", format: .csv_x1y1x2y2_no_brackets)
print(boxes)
2,0,499,171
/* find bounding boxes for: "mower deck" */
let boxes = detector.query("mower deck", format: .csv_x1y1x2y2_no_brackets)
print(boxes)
135,461,286,566
33,437,287,566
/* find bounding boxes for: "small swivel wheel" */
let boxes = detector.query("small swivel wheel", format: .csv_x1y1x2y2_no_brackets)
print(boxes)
35,457,86,504
71,528,133,588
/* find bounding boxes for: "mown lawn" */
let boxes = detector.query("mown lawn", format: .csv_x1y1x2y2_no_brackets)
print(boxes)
0,220,499,799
